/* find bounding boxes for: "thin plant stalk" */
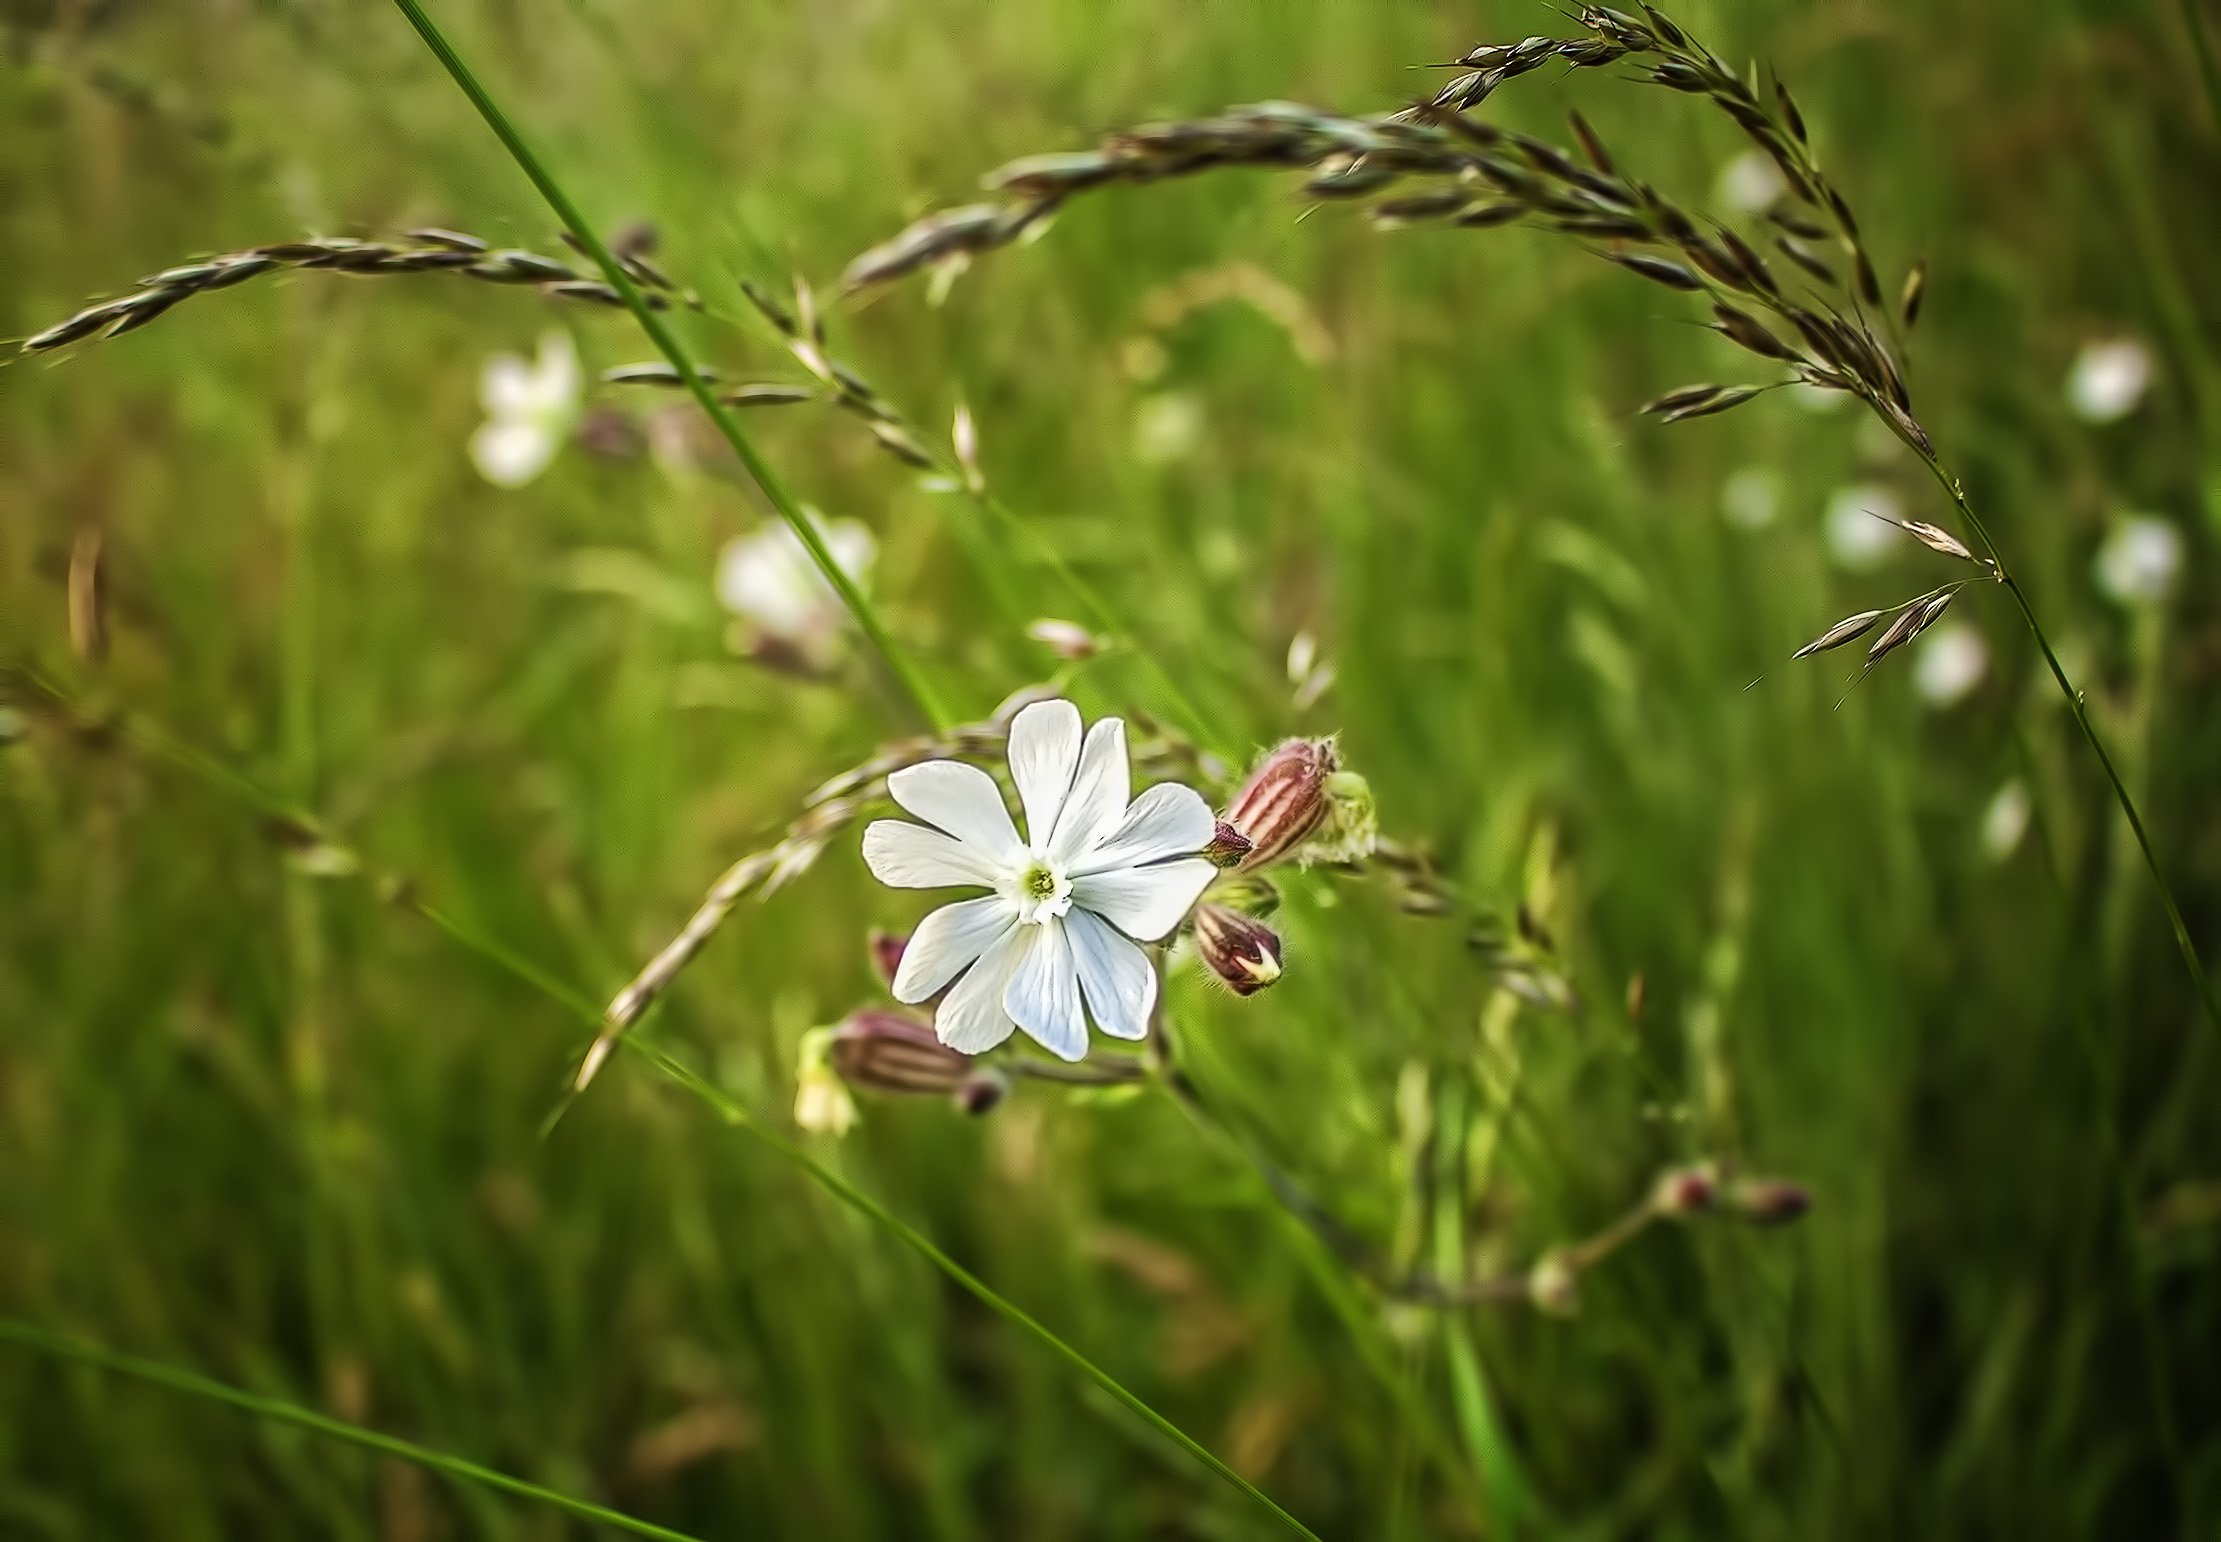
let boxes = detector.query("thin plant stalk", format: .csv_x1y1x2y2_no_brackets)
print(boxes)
385,0,950,732
0,1318,706,1542
1900,451,2221,1034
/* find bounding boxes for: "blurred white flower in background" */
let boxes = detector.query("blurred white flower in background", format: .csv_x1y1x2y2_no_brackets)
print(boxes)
2094,515,2183,606
716,513,877,668
1134,392,1205,465
2066,338,2153,423
1721,467,1780,530
1825,485,1904,571
1914,622,1988,707
1715,149,1787,215
471,331,582,487
1980,779,2032,863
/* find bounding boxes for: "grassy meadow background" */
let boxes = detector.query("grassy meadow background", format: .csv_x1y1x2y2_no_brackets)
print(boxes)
4,0,2220,1535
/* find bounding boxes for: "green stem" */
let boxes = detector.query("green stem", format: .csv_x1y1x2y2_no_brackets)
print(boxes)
1913,456,2221,1035
386,0,949,731
2186,0,2221,136
0,1318,703,1541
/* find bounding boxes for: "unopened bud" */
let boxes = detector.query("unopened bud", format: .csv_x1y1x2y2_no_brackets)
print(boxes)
793,1033,859,1137
1306,769,1378,865
955,1070,1009,1115
1025,618,1099,660
1726,1177,1811,1227
829,1010,973,1095
1193,903,1284,996
867,929,907,990
1221,738,1338,870
1651,1163,1718,1217
1201,821,1255,869
1528,1250,1579,1315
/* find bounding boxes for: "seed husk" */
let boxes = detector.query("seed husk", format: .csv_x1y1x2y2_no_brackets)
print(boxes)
1899,520,1976,562
1900,260,1927,328
1792,609,1887,658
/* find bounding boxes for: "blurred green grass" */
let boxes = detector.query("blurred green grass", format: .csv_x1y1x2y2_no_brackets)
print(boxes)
3,0,2219,1536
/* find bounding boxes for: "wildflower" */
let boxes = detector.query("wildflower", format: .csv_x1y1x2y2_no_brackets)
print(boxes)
829,1009,975,1095
470,331,582,487
2066,338,2153,424
716,513,877,669
1824,485,1904,572
1222,738,1337,870
862,699,1218,1060
1913,622,1987,707
793,1029,860,1136
1714,149,1787,215
1980,779,2031,863
2094,515,2183,606
1724,1177,1811,1226
1134,392,1205,465
1720,466,1779,531
1026,618,1100,660
1193,903,1284,996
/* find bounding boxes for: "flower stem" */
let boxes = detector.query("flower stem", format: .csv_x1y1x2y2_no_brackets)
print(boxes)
1913,454,2220,1035
385,0,950,732
0,1319,705,1541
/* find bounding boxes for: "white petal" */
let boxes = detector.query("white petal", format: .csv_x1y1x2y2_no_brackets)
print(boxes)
1003,921,1087,1061
888,760,1021,860
1072,858,1217,942
1048,716,1130,863
891,896,1018,1004
471,419,557,487
861,820,1001,889
480,352,538,418
1006,698,1082,847
934,924,1031,1054
1071,783,1215,875
529,330,582,414
1066,907,1156,1041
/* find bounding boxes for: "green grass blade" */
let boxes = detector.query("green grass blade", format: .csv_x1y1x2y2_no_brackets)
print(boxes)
385,0,950,732
0,1318,704,1541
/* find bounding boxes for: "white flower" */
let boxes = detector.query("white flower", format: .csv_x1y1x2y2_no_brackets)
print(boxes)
1134,392,1205,465
2066,338,2153,423
862,699,1219,1062
1914,622,1987,707
470,331,582,487
1980,779,2031,863
1825,485,1904,571
1721,467,1779,530
716,514,877,665
1715,149,1787,215
2094,515,2183,606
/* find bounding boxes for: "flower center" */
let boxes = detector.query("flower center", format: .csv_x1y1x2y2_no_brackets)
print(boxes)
1005,853,1073,925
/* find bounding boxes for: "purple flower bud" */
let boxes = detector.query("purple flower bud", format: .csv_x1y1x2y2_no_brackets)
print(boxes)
867,929,907,990
1651,1163,1718,1216
1201,821,1255,870
1221,738,1338,870
1194,903,1284,996
955,1070,1009,1115
1726,1177,1811,1226
829,1009,972,1095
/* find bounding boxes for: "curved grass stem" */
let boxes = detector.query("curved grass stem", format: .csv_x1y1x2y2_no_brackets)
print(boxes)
386,0,949,732
0,1318,705,1541
1912,454,2221,1035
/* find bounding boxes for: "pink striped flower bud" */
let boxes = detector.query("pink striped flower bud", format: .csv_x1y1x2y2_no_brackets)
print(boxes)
1221,738,1338,871
1194,903,1284,996
830,1009,974,1095
1725,1177,1811,1227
